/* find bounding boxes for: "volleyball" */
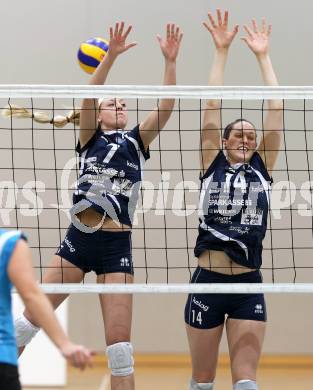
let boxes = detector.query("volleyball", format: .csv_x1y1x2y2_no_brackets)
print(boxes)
77,37,109,74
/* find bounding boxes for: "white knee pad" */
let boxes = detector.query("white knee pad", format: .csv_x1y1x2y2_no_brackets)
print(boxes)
106,342,134,377
15,314,40,347
189,378,214,389
233,379,259,390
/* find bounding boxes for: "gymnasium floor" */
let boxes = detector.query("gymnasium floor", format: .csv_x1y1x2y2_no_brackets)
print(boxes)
25,354,313,390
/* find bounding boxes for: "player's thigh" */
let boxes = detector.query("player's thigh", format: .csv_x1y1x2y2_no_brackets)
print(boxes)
97,272,134,344
226,318,266,382
42,255,84,309
186,323,224,382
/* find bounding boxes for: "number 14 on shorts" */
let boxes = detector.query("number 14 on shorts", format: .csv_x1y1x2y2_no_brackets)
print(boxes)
191,310,202,325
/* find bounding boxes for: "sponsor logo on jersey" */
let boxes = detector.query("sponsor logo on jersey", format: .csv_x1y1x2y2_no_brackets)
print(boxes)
241,208,263,226
229,225,250,235
64,237,76,253
85,163,118,177
86,157,97,163
127,161,138,170
213,216,232,225
192,297,209,312
254,304,264,314
120,257,131,267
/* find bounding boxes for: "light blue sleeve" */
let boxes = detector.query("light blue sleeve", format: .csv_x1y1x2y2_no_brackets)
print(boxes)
0,230,27,270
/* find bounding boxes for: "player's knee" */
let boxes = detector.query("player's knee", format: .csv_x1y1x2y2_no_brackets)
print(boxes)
189,378,214,389
233,379,259,390
15,314,40,347
106,342,134,377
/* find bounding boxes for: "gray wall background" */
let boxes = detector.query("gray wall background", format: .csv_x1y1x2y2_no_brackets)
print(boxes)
1,0,313,354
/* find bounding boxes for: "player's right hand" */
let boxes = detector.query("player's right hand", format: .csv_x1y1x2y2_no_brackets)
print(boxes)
61,342,94,370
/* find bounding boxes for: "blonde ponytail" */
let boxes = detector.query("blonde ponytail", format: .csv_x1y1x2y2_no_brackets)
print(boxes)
2,104,80,128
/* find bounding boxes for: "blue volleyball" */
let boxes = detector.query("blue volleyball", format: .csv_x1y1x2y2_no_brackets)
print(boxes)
78,37,109,74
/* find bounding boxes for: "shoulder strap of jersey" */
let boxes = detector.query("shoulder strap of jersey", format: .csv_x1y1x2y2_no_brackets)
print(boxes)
200,150,226,181
250,152,272,182
76,128,102,154
125,124,150,161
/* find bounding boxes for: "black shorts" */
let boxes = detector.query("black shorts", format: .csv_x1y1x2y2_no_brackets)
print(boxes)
185,267,267,329
0,363,21,390
56,224,133,275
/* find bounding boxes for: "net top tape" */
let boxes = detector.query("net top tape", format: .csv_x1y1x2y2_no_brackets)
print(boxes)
12,283,313,294
2,85,313,99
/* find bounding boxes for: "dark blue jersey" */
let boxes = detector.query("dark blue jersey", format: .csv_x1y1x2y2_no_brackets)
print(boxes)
73,125,150,227
195,151,272,269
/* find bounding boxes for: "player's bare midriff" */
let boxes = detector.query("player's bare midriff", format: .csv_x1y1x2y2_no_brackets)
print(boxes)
198,249,256,275
76,208,131,232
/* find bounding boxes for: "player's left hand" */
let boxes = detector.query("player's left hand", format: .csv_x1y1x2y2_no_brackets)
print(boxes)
241,18,272,56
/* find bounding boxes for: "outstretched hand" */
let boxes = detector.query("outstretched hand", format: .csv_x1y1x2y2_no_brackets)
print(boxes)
242,18,272,56
203,9,239,50
108,21,137,57
157,23,183,62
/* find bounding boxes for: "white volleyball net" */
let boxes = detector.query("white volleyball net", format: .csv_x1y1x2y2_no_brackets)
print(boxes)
1,85,313,293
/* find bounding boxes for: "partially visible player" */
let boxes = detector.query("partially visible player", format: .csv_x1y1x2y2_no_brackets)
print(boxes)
0,229,93,390
6,21,183,390
185,10,283,390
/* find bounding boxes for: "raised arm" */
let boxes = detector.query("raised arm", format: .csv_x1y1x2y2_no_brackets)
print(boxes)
242,19,283,173
201,10,239,172
8,240,93,370
80,22,137,148
139,23,183,149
